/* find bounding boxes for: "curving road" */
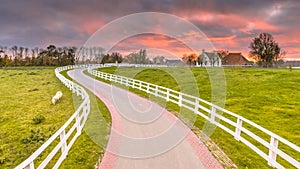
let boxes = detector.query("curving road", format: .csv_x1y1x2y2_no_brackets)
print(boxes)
68,69,223,169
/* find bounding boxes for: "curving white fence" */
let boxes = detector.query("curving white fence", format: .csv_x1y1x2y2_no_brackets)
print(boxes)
88,67,300,169
15,65,91,169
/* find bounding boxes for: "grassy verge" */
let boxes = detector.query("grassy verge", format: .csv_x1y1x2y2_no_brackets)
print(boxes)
0,67,111,169
57,70,111,169
86,66,300,168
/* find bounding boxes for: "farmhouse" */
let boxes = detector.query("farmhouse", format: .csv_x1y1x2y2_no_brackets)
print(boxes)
197,49,222,67
223,53,252,65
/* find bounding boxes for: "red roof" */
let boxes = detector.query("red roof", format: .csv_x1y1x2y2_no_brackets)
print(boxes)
223,53,251,65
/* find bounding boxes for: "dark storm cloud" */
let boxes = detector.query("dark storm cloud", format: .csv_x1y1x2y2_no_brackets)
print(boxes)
0,0,299,59
267,0,300,28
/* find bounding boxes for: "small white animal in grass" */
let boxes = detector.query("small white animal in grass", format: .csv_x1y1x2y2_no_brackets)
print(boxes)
52,91,63,105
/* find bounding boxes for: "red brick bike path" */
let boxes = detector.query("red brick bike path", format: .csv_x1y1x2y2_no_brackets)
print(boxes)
68,69,223,169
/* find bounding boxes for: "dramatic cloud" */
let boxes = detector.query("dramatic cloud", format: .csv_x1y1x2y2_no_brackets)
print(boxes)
0,0,299,59
110,34,194,59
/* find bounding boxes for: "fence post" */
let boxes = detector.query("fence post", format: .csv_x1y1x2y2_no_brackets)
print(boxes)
234,117,243,141
25,161,35,169
60,130,67,159
139,81,142,90
268,136,279,167
210,106,216,123
178,93,183,107
70,82,73,91
112,75,115,82
75,85,79,96
126,78,129,87
166,89,170,101
132,80,135,88
118,76,121,84
75,113,81,135
81,90,85,99
194,98,199,114
155,86,158,96
146,83,150,93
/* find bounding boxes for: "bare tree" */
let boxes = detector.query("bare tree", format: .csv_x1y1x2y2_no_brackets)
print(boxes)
11,46,17,58
18,46,24,59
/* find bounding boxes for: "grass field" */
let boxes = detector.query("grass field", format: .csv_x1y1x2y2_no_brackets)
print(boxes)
2,66,298,168
0,67,111,169
91,66,300,168
59,70,111,169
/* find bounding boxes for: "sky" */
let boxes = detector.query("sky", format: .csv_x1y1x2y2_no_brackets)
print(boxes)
0,0,300,60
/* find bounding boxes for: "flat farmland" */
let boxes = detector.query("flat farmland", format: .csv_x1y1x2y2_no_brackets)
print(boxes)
0,68,110,169
94,66,300,168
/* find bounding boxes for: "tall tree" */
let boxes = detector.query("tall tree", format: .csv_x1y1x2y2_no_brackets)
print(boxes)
18,46,24,59
249,33,281,67
124,49,149,64
111,52,123,63
24,48,29,58
0,46,5,58
217,50,229,64
11,46,18,59
152,56,166,65
182,53,197,67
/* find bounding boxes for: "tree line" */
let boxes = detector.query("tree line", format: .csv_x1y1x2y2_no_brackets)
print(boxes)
122,49,166,64
77,48,166,65
0,45,154,67
0,45,77,67
1,32,282,68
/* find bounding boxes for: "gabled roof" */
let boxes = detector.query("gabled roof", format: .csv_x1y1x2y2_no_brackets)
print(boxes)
201,51,219,58
223,53,251,65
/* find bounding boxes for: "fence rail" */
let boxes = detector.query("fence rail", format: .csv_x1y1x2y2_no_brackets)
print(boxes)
88,66,300,169
15,65,91,169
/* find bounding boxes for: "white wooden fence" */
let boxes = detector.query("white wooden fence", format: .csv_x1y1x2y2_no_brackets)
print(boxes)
15,65,91,169
88,67,300,169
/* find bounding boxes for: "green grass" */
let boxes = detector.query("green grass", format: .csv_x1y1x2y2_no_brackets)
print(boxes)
0,68,111,169
0,68,75,168
52,70,112,169
90,66,300,168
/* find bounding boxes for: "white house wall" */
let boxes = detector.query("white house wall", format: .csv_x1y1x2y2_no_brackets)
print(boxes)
197,52,221,67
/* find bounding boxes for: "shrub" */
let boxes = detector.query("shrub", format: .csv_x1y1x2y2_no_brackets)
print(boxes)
27,72,38,75
28,88,39,92
21,129,46,144
32,115,45,124
42,81,51,85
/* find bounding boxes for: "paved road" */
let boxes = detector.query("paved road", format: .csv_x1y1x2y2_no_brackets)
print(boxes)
68,69,223,169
